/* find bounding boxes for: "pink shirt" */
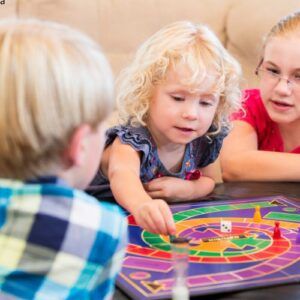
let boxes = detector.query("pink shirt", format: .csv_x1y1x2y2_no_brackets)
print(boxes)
232,89,300,153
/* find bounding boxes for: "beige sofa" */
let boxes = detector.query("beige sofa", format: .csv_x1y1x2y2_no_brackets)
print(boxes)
2,0,300,87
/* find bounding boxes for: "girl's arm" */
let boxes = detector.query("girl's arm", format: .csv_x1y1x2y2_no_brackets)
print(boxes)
220,121,300,181
107,138,176,235
144,166,216,202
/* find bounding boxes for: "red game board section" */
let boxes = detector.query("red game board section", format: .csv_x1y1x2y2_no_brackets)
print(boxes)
189,256,202,262
151,250,172,259
201,257,228,263
227,255,254,262
127,244,156,256
272,239,290,247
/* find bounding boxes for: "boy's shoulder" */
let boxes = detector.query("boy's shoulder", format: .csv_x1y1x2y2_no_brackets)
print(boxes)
0,178,127,261
0,178,126,227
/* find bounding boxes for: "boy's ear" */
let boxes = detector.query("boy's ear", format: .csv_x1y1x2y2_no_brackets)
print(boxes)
65,124,91,166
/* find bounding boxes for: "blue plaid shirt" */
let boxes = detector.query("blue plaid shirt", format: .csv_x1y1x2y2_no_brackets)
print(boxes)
0,178,127,299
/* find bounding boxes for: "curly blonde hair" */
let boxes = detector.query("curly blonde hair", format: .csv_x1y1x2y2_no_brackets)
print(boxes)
115,21,241,136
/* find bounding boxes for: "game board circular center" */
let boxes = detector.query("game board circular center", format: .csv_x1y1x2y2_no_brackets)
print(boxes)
179,223,272,257
142,218,285,262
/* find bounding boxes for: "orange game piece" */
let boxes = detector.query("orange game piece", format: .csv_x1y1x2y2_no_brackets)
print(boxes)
253,206,262,223
273,221,281,239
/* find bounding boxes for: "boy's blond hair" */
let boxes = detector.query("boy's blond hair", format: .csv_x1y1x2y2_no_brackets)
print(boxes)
0,19,113,179
115,21,241,135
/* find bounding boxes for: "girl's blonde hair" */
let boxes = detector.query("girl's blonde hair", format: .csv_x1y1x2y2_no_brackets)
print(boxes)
267,10,300,40
115,21,241,135
0,19,114,179
258,11,300,67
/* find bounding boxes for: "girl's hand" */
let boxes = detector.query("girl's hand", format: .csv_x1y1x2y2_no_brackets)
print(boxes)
132,199,176,235
144,176,190,201
144,175,215,201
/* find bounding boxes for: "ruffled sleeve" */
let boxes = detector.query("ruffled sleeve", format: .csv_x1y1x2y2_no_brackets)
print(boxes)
193,126,229,168
105,125,153,166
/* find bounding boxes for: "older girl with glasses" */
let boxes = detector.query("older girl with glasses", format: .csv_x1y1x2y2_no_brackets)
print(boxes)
221,11,300,181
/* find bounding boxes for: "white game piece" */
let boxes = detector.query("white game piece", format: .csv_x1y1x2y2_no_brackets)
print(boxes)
220,220,232,233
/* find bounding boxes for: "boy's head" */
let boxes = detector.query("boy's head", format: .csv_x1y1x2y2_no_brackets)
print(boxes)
0,19,113,185
116,21,241,134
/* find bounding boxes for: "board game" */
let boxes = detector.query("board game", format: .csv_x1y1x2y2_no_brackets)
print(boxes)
116,195,300,299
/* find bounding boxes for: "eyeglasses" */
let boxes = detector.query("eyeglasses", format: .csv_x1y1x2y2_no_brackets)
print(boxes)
255,67,300,91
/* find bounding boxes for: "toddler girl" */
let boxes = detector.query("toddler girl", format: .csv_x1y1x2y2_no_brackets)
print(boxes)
90,21,241,234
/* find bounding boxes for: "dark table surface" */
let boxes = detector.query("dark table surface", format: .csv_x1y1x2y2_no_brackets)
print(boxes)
113,182,300,300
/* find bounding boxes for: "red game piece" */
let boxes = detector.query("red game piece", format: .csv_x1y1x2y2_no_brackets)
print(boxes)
273,221,281,239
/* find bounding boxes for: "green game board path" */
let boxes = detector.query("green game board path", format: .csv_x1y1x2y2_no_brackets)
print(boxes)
232,237,270,249
264,212,300,222
173,201,278,221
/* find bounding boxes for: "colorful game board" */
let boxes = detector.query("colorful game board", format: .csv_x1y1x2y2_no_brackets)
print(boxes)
116,196,300,299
